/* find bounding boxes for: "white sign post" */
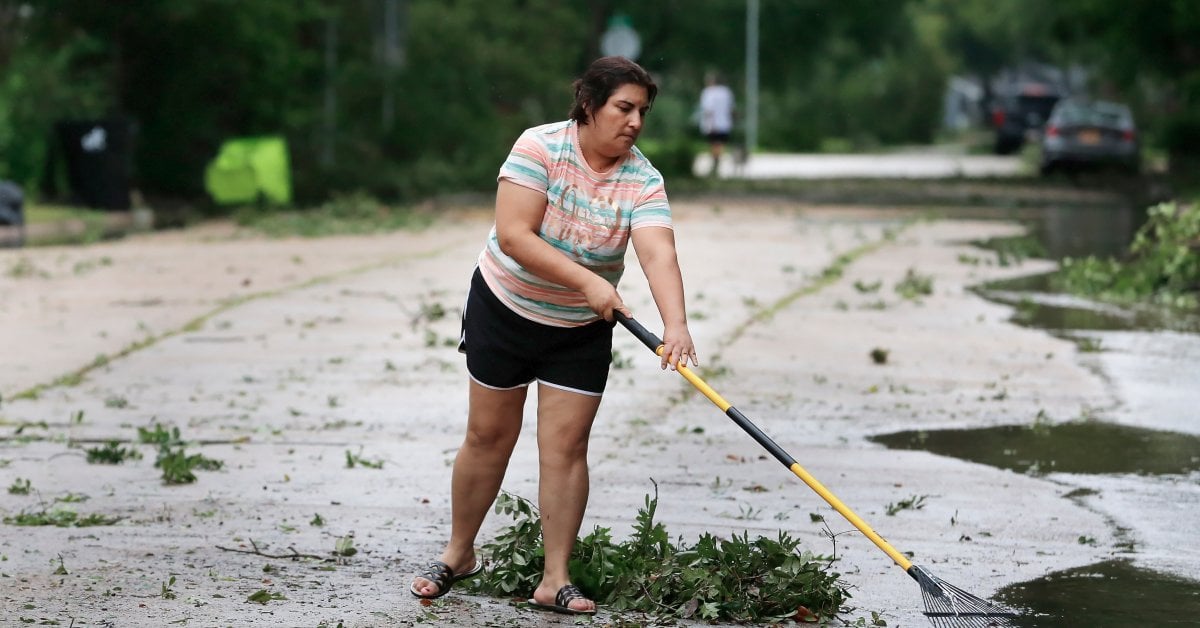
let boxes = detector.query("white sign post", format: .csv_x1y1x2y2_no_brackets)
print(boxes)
600,13,641,61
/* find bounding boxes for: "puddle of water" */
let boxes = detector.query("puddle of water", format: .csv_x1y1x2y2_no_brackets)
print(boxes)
968,204,1145,262
1007,300,1137,332
975,277,1200,334
1034,206,1147,260
968,205,1200,334
868,423,1200,476
976,271,1055,293
999,294,1199,334
995,560,1200,627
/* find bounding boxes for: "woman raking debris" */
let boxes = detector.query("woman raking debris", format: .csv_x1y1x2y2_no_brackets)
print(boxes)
409,56,699,616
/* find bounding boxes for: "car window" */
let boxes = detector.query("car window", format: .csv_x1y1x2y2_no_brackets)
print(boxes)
1018,96,1059,118
1054,102,1131,128
1053,105,1087,124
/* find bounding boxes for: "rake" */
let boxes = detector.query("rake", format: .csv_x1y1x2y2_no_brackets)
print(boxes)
615,313,1018,627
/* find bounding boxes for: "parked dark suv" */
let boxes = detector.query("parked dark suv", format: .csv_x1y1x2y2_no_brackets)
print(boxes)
990,82,1064,155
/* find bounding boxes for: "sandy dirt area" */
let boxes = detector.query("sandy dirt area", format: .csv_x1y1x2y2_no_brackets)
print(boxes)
0,200,1125,627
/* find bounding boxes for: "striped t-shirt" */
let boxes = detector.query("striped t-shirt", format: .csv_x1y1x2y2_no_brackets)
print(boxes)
478,120,672,327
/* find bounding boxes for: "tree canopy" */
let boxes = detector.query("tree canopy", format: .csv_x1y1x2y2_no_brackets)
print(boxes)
0,0,1195,207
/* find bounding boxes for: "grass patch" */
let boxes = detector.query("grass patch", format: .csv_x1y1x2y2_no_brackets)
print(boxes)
135,422,223,484
853,279,882,293
138,423,181,446
85,441,143,464
885,494,929,516
23,204,111,246
4,508,122,527
246,589,287,604
894,268,934,300
235,191,433,238
4,256,49,279
25,204,104,225
156,446,223,485
344,449,384,469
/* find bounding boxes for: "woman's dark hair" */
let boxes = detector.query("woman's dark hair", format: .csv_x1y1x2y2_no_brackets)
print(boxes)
569,56,658,125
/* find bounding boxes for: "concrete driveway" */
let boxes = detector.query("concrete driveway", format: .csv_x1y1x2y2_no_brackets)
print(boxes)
0,200,1153,626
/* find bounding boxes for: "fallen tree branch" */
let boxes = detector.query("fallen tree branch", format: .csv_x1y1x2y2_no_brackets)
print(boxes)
215,538,333,562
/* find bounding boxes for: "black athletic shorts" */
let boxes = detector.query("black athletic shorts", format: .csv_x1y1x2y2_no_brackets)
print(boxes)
705,131,731,143
459,268,614,396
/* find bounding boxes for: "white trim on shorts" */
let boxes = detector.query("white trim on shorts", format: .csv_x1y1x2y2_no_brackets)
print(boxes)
537,378,604,398
467,372,532,391
465,373,601,397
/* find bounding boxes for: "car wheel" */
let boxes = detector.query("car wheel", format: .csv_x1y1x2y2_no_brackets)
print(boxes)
994,136,1021,155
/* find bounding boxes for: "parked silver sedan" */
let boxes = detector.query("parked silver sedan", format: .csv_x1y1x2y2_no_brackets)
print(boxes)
1039,99,1140,175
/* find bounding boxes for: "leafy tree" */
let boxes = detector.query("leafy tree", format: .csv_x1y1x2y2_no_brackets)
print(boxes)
0,0,326,200
379,0,589,199
8,0,1194,205
0,3,113,189
1041,0,1200,171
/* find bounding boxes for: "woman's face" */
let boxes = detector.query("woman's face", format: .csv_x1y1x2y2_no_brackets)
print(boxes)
586,83,650,158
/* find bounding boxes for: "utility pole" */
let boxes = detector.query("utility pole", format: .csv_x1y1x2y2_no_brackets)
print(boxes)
380,0,407,133
322,15,338,167
745,0,759,155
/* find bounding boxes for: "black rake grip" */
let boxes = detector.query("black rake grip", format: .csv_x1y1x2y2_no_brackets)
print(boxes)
613,311,662,352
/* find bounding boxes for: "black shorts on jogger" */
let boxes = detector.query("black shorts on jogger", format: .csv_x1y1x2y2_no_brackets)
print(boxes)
459,268,614,396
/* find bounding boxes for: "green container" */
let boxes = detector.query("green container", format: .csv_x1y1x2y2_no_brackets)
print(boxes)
204,136,292,206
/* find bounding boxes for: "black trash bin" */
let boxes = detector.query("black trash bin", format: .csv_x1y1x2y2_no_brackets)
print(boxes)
0,180,24,247
54,118,135,210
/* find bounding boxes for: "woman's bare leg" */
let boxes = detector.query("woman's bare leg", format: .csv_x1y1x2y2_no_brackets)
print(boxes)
530,382,602,612
411,380,527,597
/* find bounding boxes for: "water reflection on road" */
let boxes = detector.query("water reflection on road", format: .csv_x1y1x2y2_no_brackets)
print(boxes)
870,423,1200,476
995,560,1200,628
1035,203,1146,259
879,201,1200,625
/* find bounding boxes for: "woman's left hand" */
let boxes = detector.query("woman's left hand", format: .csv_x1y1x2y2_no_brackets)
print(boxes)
659,324,697,371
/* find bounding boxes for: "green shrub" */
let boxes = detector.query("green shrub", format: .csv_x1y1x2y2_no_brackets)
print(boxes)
1057,201,1200,309
469,489,851,623
639,137,701,181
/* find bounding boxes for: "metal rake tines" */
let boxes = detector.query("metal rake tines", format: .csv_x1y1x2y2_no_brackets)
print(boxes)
911,565,1018,628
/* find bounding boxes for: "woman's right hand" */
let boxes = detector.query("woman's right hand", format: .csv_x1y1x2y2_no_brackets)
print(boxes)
582,275,628,322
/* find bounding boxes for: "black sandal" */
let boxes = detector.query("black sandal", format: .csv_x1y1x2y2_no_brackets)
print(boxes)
528,583,597,615
409,559,482,599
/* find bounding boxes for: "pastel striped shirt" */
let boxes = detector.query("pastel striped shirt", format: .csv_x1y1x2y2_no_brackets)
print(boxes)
479,120,672,327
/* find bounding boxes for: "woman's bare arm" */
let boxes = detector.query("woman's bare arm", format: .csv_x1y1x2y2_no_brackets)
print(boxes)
493,180,627,320
631,225,697,370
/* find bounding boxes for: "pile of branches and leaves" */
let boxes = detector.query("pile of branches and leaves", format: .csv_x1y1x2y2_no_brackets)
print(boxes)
1057,201,1199,310
466,488,854,624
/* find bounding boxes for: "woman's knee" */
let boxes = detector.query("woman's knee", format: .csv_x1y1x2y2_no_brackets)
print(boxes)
539,434,590,467
463,422,520,451
464,387,525,450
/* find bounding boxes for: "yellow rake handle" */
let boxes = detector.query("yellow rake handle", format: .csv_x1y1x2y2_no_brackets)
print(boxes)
616,312,913,572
